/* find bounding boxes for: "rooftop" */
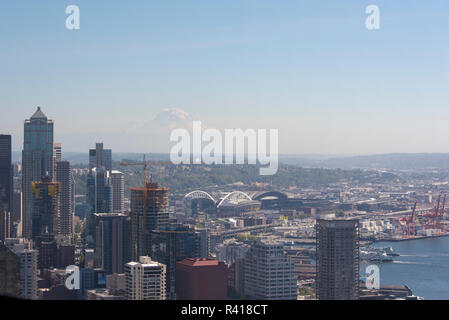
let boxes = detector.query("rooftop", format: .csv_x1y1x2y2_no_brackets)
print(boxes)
30,106,47,120
177,258,223,267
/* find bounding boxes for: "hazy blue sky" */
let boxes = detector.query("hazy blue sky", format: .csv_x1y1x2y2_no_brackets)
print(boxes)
1,1,448,154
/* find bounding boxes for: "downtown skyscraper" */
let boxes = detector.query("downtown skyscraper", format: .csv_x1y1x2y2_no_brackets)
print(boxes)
130,180,169,261
89,143,112,172
125,256,166,300
94,212,131,274
315,218,360,300
0,135,12,241
0,135,12,213
31,175,60,242
243,238,297,300
86,167,113,248
55,160,73,236
22,107,54,239
111,170,124,214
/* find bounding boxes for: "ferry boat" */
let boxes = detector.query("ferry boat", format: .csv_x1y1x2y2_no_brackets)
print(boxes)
381,246,399,256
360,247,394,262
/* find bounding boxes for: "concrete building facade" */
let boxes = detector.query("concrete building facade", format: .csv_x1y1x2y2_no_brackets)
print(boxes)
315,218,360,300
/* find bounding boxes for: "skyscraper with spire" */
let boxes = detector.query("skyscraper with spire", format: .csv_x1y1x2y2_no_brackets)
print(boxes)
22,107,54,239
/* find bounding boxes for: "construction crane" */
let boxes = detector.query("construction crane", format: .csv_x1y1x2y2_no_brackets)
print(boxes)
398,202,417,238
119,154,171,258
120,154,171,187
436,194,446,231
420,194,442,231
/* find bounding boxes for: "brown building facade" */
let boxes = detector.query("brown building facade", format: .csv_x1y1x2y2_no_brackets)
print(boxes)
176,258,227,300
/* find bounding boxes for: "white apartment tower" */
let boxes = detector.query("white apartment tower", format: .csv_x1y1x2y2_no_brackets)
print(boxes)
125,256,166,300
5,238,38,300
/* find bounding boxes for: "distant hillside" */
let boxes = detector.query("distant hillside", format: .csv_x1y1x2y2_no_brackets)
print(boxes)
119,163,401,194
14,151,449,172
13,152,169,165
280,153,449,170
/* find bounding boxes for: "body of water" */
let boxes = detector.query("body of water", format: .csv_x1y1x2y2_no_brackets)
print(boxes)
368,236,449,300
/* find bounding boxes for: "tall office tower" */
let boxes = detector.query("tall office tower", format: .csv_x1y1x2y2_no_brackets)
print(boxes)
87,167,113,214
130,180,169,260
151,223,200,300
31,175,60,242
176,258,228,300
125,256,166,300
89,143,112,172
244,239,297,300
55,161,73,236
5,238,38,300
111,170,124,213
0,135,12,216
0,243,20,298
94,213,131,275
86,167,113,247
53,142,62,162
315,218,360,300
22,107,54,239
0,135,13,242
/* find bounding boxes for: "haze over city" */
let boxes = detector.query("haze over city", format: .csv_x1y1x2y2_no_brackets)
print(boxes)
1,0,449,154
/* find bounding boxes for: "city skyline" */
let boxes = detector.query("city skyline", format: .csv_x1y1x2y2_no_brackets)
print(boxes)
1,1,449,154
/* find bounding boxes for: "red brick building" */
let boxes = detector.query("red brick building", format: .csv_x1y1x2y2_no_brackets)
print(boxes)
176,258,227,300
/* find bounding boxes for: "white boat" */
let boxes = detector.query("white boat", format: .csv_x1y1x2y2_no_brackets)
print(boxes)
381,246,399,256
360,249,393,262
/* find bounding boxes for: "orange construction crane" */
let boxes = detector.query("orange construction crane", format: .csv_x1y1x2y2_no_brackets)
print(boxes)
119,154,171,259
420,194,442,231
120,154,171,187
436,194,446,230
399,202,417,238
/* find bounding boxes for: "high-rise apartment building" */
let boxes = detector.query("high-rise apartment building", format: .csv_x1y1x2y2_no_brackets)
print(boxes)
244,238,297,300
5,238,38,300
125,256,166,300
315,218,360,300
111,170,124,213
56,161,73,236
130,181,169,260
22,107,54,239
31,175,60,242
94,213,131,274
